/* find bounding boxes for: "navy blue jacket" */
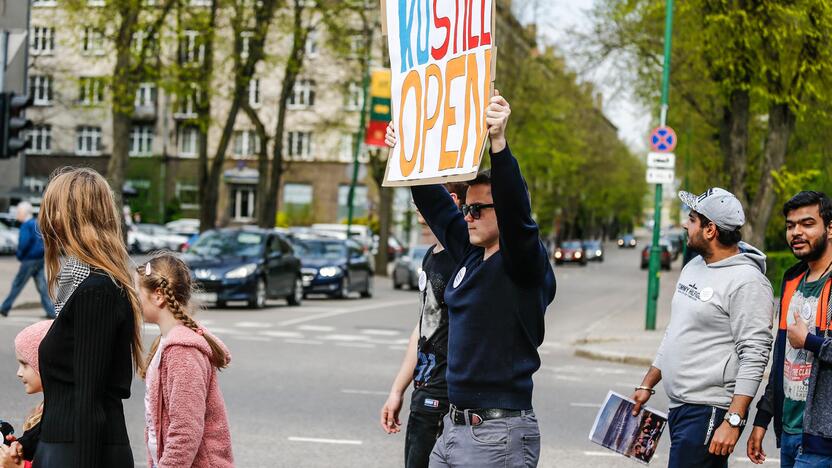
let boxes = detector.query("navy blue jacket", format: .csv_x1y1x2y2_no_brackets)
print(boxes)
753,261,832,448
412,144,556,410
17,218,45,262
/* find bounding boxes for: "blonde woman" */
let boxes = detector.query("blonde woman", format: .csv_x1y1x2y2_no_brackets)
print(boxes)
35,168,143,468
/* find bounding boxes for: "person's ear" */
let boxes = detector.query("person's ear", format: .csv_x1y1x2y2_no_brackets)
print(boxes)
449,193,459,205
155,289,166,308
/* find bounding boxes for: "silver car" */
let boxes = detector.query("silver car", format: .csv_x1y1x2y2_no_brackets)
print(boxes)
392,245,431,290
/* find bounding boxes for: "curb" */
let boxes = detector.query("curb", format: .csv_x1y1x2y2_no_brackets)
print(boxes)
574,346,653,367
13,302,42,311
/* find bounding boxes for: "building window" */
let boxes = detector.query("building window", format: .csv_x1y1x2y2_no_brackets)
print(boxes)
79,77,105,105
23,177,47,194
129,125,154,156
349,35,364,58
82,26,105,55
30,75,53,106
135,82,156,109
88,0,105,6
305,30,318,57
283,183,313,222
180,30,204,64
178,126,199,157
240,31,254,59
286,131,312,160
176,182,200,210
337,184,368,221
31,27,55,55
233,130,260,158
346,82,362,111
32,0,58,6
76,126,103,156
175,88,200,118
340,133,359,163
249,78,260,107
231,186,256,221
26,125,52,154
288,79,315,109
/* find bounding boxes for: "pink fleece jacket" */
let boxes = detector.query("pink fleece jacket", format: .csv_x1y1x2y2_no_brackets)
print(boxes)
145,324,235,468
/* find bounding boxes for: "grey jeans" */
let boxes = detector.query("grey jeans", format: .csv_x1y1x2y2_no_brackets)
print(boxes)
429,410,541,468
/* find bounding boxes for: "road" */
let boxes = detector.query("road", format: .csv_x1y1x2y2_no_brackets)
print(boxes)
0,243,779,467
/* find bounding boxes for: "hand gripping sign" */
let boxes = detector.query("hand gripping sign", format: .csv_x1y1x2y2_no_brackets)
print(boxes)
381,0,497,187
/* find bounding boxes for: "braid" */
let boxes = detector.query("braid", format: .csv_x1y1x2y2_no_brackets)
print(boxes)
161,280,200,332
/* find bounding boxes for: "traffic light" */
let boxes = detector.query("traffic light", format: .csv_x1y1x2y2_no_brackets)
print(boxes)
0,92,33,158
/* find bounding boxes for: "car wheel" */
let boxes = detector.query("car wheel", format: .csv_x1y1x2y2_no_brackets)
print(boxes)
287,277,303,306
392,271,402,289
249,277,267,308
361,276,373,298
336,277,350,299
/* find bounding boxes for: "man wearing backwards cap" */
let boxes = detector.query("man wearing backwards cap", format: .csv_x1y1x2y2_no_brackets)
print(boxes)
630,187,775,468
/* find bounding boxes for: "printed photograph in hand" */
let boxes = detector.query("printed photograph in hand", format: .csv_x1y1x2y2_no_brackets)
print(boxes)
589,391,667,464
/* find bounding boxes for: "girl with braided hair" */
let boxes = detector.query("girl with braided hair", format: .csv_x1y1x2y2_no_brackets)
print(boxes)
137,254,234,468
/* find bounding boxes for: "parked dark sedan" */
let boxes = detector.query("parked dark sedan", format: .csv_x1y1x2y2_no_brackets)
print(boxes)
184,228,303,308
294,237,374,299
618,234,637,248
554,240,587,266
392,245,431,290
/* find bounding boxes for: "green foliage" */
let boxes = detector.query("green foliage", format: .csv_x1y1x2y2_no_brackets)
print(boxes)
766,250,798,296
344,216,379,234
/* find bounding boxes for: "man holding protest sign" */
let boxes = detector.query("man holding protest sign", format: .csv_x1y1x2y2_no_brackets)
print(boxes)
384,89,556,467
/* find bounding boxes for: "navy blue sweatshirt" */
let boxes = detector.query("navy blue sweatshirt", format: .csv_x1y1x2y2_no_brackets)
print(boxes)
17,218,45,261
412,145,556,410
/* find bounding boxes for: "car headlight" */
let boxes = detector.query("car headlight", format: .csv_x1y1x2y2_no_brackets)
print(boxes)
319,266,341,278
554,251,563,259
225,263,258,279
575,251,582,258
618,239,624,245
596,250,602,256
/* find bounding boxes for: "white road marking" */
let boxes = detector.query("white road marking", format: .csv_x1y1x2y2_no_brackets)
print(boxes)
260,330,304,338
735,459,780,464
341,389,389,396
297,325,335,332
583,451,619,457
287,437,362,445
388,345,408,351
319,334,371,342
554,375,582,382
335,342,376,349
234,321,273,328
284,339,323,345
570,403,602,408
360,329,401,336
277,299,414,326
231,336,271,342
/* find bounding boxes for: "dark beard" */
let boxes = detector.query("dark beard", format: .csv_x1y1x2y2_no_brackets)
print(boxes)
794,234,829,262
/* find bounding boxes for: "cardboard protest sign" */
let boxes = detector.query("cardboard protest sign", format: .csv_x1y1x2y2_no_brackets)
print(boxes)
381,0,497,187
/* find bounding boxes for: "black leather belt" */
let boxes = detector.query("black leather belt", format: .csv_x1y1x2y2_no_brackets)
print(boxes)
449,405,525,426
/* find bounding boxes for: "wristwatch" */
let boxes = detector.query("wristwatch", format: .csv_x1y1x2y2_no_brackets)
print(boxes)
724,412,746,428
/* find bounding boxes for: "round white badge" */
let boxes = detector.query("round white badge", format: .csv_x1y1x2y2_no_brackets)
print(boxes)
453,267,467,288
699,287,714,302
418,270,427,291
802,302,814,321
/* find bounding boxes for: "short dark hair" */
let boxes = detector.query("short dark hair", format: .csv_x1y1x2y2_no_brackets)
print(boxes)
467,169,491,188
783,191,832,226
694,211,742,247
444,182,468,204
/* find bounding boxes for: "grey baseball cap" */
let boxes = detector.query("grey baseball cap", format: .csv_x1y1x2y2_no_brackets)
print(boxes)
678,187,745,231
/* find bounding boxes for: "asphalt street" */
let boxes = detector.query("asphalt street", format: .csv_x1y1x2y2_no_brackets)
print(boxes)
0,244,780,467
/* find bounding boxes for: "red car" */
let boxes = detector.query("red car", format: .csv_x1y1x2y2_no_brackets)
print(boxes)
554,241,587,266
641,242,672,270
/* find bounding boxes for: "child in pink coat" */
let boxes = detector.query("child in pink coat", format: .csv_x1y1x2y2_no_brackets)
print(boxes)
137,254,234,468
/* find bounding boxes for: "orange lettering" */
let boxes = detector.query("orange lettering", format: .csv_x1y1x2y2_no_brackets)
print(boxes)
399,70,422,177
474,48,492,165
420,64,444,173
458,52,481,168
439,55,466,170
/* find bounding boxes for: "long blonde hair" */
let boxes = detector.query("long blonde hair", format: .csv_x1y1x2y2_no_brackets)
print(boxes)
137,253,229,379
38,167,144,373
23,402,43,431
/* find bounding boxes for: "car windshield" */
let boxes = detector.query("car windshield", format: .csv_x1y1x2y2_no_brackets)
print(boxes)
584,241,601,248
297,240,346,260
409,246,429,260
562,241,582,249
188,231,264,257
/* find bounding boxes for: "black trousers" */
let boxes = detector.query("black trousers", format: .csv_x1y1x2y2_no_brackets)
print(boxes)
667,404,739,468
33,441,134,468
405,409,445,468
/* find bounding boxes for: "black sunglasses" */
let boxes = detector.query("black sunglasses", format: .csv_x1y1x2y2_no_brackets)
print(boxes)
461,203,495,220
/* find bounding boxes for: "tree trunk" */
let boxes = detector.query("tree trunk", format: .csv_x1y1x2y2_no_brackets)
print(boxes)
746,103,795,247
719,89,750,209
374,186,392,275
263,8,309,227
108,111,131,209
196,0,220,232
242,102,272,227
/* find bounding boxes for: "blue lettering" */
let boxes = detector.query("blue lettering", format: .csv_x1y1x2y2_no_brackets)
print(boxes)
416,0,430,66
398,0,417,72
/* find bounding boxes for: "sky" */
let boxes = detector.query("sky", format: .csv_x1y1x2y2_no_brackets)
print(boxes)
516,0,652,153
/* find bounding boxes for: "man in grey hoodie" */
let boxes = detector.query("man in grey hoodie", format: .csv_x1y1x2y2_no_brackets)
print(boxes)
631,188,775,468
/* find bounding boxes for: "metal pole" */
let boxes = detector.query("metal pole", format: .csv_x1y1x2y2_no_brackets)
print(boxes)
346,21,373,238
645,0,674,330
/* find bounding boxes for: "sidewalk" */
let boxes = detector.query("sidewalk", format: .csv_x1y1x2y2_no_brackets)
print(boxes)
572,258,680,367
